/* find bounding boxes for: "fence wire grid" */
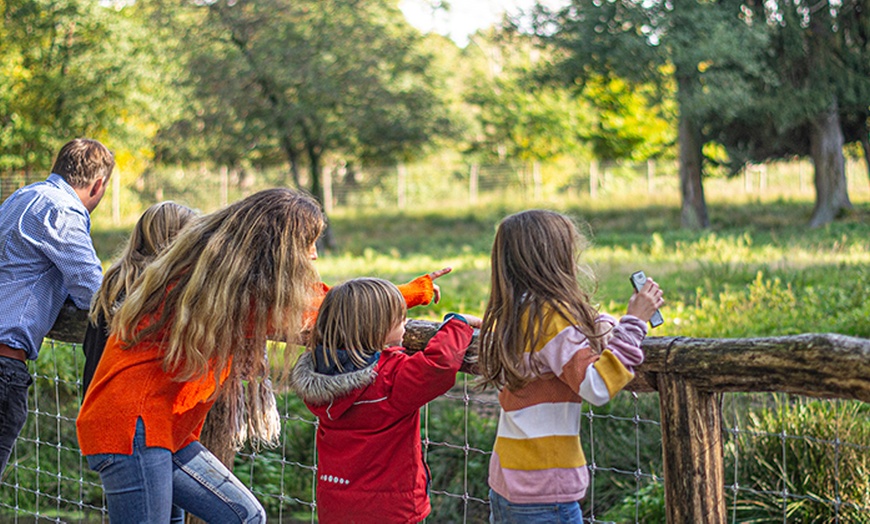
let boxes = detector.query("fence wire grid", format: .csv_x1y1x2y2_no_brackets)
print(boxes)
1,339,868,523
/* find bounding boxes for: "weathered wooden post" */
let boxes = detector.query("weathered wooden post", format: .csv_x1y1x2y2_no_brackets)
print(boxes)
658,374,726,523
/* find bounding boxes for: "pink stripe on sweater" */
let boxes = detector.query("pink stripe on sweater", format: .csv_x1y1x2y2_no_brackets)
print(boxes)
488,451,590,504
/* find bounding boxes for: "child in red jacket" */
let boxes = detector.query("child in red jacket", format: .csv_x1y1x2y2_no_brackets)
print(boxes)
291,277,480,523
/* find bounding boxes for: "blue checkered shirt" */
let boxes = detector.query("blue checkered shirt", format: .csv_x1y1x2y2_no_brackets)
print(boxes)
0,174,103,360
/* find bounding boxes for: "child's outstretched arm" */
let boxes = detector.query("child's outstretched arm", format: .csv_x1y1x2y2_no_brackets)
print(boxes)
388,314,476,415
396,267,452,307
309,267,453,319
570,281,665,405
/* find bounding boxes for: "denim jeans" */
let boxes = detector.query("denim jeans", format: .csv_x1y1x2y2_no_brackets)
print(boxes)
0,357,32,474
87,418,265,523
489,489,583,524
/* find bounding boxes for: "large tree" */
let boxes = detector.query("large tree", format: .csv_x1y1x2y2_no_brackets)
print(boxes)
0,0,171,183
708,0,870,227
539,0,767,229
150,0,451,206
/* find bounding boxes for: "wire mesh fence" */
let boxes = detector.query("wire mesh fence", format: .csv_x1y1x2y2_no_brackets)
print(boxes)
1,339,867,523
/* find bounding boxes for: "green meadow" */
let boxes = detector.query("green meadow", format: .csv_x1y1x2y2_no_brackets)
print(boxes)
297,192,870,339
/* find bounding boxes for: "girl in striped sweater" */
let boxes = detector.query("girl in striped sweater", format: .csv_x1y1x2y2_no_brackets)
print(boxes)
478,209,664,523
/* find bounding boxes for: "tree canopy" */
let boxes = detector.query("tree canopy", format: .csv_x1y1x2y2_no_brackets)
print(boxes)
1,0,867,228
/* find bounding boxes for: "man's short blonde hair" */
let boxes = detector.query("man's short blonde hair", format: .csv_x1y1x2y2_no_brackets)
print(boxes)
51,138,115,188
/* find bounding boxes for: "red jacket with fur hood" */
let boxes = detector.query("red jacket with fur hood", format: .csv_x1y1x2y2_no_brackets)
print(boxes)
291,317,473,524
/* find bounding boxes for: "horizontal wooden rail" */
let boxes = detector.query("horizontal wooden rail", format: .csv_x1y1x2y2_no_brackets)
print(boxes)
402,319,870,402
49,306,870,524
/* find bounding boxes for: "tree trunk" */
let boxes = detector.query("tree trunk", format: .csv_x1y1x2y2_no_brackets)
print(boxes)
305,136,336,250
283,139,302,189
677,78,709,230
808,100,851,228
306,142,323,205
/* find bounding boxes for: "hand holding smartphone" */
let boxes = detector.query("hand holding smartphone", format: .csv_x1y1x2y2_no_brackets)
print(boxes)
630,270,664,328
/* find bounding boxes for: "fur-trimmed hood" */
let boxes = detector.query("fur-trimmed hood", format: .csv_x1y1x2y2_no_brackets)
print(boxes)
290,351,378,419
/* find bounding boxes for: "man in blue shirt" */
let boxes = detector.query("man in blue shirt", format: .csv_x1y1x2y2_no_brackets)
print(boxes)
0,138,114,474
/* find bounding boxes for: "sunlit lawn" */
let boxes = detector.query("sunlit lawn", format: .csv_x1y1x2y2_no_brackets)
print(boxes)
92,178,870,339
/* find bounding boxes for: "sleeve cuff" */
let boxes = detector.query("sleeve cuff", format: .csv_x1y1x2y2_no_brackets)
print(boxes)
442,313,468,325
397,274,435,308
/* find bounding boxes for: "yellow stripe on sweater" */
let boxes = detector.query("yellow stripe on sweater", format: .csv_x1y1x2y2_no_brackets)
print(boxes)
494,435,587,471
594,350,634,398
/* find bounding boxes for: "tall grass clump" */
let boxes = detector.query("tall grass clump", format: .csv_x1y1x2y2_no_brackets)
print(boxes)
726,396,869,523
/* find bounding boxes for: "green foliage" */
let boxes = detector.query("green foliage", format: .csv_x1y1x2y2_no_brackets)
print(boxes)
725,396,870,523
0,0,175,177
600,480,666,523
0,342,105,517
233,393,318,519
581,75,676,162
463,29,594,164
151,0,453,202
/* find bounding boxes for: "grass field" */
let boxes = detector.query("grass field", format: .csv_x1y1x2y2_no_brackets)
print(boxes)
92,178,870,338
311,193,869,340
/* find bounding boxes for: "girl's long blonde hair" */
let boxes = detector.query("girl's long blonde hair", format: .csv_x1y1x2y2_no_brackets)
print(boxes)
308,278,406,371
478,209,603,391
90,201,197,325
113,188,324,383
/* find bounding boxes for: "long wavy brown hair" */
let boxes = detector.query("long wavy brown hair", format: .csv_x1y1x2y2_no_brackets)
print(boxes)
477,209,603,391
112,188,324,385
89,201,197,326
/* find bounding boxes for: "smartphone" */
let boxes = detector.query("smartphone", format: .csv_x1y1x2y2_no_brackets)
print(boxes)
630,270,663,328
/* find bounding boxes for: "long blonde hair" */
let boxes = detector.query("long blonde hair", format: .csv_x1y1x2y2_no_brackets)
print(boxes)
478,209,603,391
113,188,324,383
308,278,406,371
90,201,197,325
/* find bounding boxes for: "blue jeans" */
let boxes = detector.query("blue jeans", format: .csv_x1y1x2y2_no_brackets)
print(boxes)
489,489,583,524
0,357,32,474
87,419,265,523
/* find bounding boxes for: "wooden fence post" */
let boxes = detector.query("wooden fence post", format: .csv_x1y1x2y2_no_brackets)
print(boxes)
397,162,407,209
658,373,726,524
470,164,479,205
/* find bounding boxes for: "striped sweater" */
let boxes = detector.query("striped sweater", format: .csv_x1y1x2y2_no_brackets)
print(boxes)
488,310,647,504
